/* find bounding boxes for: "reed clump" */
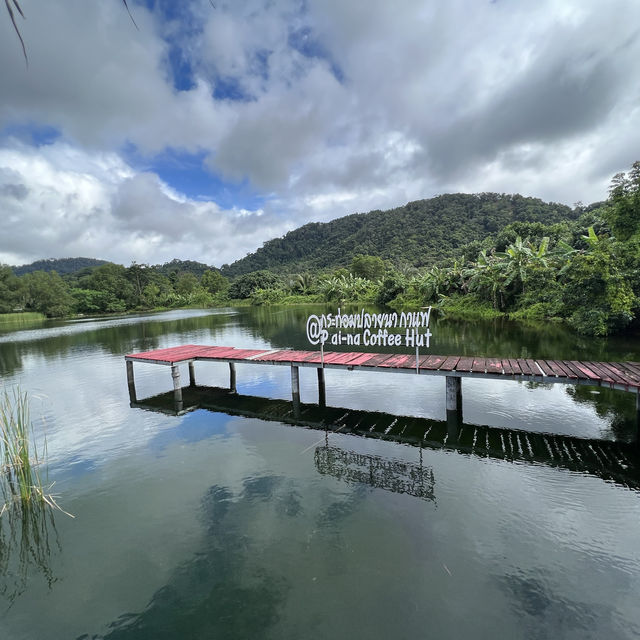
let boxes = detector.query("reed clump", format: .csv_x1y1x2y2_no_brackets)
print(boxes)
0,388,65,515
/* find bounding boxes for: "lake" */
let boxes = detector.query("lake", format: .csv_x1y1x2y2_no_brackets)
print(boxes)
1,306,640,639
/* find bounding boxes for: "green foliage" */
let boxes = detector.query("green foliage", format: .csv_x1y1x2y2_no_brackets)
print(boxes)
221,193,577,277
350,254,386,280
201,270,229,294
154,258,217,280
561,245,635,336
21,271,75,317
250,287,287,306
0,265,23,313
12,257,108,277
228,270,280,299
317,273,373,302
375,272,407,306
437,294,504,319
604,161,640,241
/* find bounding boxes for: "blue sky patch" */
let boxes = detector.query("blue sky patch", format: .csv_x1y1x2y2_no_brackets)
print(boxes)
122,144,266,210
1,123,61,147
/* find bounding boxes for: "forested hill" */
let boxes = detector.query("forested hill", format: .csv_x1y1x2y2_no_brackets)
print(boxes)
13,257,109,276
221,193,577,277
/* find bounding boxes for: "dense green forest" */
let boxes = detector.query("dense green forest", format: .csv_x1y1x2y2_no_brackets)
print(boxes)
2,163,640,337
220,193,579,277
12,257,109,276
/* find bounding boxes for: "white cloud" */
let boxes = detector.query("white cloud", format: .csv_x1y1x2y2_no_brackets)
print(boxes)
0,142,285,267
1,0,640,265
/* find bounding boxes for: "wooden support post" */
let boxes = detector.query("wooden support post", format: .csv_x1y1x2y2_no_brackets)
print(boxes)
171,364,183,410
229,363,237,393
291,365,300,417
445,375,462,442
317,367,326,408
188,361,196,387
636,392,640,445
126,360,137,403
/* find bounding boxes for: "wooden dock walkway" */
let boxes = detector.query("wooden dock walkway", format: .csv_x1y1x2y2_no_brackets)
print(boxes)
125,344,640,438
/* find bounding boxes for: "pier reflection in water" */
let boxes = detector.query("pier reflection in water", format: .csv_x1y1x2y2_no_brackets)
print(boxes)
131,385,640,491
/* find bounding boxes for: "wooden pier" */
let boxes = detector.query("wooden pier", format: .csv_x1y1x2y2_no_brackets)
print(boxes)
125,344,640,438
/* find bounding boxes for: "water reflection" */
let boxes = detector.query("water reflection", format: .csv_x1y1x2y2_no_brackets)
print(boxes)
0,310,235,377
0,501,60,607
315,445,436,502
238,305,640,361
83,479,291,639
131,386,640,490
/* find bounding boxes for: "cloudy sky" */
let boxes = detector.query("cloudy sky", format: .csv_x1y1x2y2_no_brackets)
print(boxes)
1,0,639,268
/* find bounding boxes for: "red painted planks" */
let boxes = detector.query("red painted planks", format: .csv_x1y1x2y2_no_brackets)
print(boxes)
378,353,413,368
225,349,271,360
525,359,544,376
254,350,291,362
341,352,380,366
456,357,475,372
394,354,419,369
324,351,363,365
439,356,460,371
593,361,633,388
127,345,640,399
359,353,396,367
516,359,533,375
536,360,556,376
501,359,513,375
508,359,522,375
486,359,503,375
546,360,570,378
583,361,615,386
562,361,599,381
614,362,640,385
420,355,447,370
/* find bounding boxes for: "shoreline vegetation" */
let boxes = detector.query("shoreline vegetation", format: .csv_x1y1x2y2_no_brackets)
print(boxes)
1,162,639,337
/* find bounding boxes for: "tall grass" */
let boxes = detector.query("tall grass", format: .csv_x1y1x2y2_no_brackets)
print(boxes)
0,388,67,514
0,388,67,605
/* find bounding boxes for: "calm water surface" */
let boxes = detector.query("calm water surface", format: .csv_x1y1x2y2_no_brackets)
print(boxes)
1,307,640,639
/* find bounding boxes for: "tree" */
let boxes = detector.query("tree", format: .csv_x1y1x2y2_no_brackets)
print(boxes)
561,244,635,336
22,271,75,317
201,270,229,295
228,271,280,299
0,265,22,312
175,272,199,296
350,254,386,281
604,161,640,241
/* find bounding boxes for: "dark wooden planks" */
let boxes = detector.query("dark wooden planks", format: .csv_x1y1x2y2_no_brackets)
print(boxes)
501,359,513,375
471,358,486,373
535,360,556,376
525,359,544,376
549,360,576,379
561,361,599,382
439,356,461,372
420,355,448,370
456,357,475,372
486,359,503,375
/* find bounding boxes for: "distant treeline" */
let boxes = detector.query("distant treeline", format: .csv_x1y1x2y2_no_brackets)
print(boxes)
0,259,229,317
1,164,639,336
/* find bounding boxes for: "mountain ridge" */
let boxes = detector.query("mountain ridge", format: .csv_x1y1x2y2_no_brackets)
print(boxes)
220,192,579,277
